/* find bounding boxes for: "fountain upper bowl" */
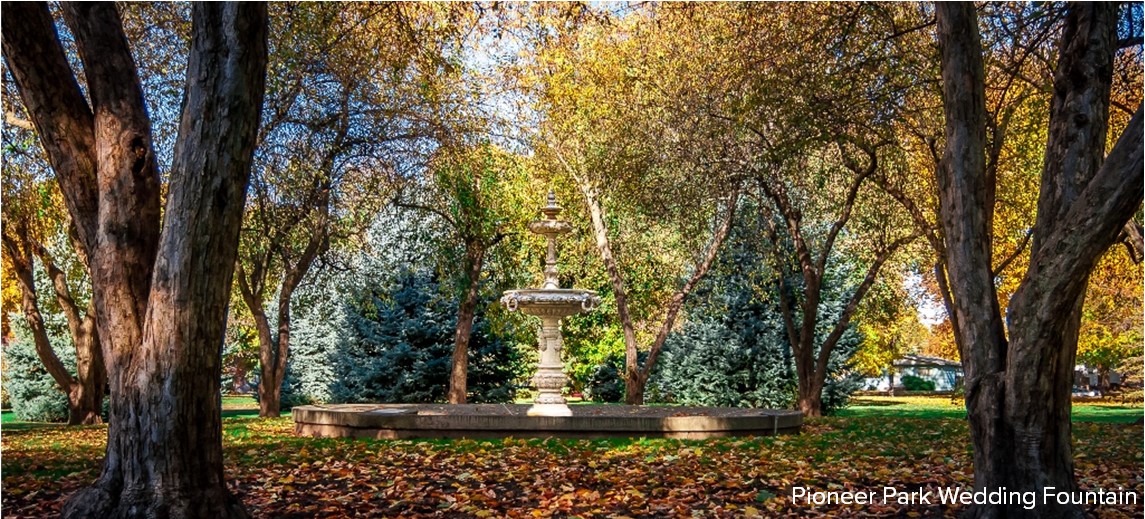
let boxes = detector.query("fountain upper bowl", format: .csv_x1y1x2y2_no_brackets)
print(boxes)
501,289,601,317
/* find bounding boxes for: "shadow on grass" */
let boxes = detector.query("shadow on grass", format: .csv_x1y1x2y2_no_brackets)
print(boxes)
222,408,262,419
1,421,65,432
846,398,905,407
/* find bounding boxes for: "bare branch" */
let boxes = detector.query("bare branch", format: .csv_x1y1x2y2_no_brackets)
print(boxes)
4,110,34,130
822,140,878,273
395,200,457,228
641,188,741,381
1120,221,1144,263
991,229,1033,277
816,230,921,377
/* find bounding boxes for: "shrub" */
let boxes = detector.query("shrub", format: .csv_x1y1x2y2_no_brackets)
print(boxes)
561,308,626,395
584,362,625,403
900,374,936,391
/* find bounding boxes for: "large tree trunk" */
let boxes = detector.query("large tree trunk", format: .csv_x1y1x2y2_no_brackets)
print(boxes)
246,231,326,417
935,4,1141,518
577,183,642,404
40,239,107,425
250,302,284,418
234,268,281,416
448,243,485,404
797,382,823,417
934,8,1013,514
68,328,105,425
3,2,267,517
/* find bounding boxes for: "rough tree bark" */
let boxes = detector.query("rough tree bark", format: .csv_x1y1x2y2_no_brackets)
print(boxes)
1,228,106,425
448,241,486,404
935,4,1142,518
2,2,267,517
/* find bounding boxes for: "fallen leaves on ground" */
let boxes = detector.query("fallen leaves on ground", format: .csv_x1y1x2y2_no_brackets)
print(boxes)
2,417,1141,518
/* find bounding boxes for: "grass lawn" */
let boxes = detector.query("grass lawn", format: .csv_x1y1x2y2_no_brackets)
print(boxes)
2,396,1141,518
839,394,1144,423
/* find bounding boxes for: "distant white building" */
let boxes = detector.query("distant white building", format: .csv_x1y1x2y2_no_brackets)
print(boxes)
863,355,964,392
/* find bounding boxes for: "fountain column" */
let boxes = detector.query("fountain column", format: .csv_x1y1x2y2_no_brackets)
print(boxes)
532,316,569,414
501,191,600,417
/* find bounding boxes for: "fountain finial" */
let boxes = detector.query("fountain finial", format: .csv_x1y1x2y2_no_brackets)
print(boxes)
541,190,562,220
528,190,571,289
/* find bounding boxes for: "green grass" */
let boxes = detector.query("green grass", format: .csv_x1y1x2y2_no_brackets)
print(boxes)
838,395,1144,423
0,394,282,425
222,394,258,408
221,394,266,419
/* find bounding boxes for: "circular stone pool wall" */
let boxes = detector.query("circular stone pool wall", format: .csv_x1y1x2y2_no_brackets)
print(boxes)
292,404,802,440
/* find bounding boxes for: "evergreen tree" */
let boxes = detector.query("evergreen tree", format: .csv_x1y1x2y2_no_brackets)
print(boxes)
330,268,520,403
4,316,74,422
278,212,527,408
650,203,861,413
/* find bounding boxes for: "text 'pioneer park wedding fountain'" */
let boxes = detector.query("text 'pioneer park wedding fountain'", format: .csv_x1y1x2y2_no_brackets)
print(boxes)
293,191,802,439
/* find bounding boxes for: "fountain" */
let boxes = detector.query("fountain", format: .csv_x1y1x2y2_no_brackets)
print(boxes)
291,190,802,440
501,191,600,417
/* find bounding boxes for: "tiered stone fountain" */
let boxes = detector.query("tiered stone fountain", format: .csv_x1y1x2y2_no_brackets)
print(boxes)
292,190,802,440
501,191,600,417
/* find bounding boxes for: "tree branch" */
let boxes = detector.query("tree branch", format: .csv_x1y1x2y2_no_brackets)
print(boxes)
1120,220,1144,263
991,229,1033,277
4,110,34,130
816,230,921,378
1,1,100,257
1016,105,1143,323
1,228,77,391
759,179,817,292
757,200,803,354
1117,36,1143,49
823,140,879,273
27,238,84,336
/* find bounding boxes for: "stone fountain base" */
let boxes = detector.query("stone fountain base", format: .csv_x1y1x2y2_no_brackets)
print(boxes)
526,403,573,417
292,404,802,440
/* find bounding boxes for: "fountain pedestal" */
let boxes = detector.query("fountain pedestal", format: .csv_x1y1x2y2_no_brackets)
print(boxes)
531,316,569,416
501,191,599,417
